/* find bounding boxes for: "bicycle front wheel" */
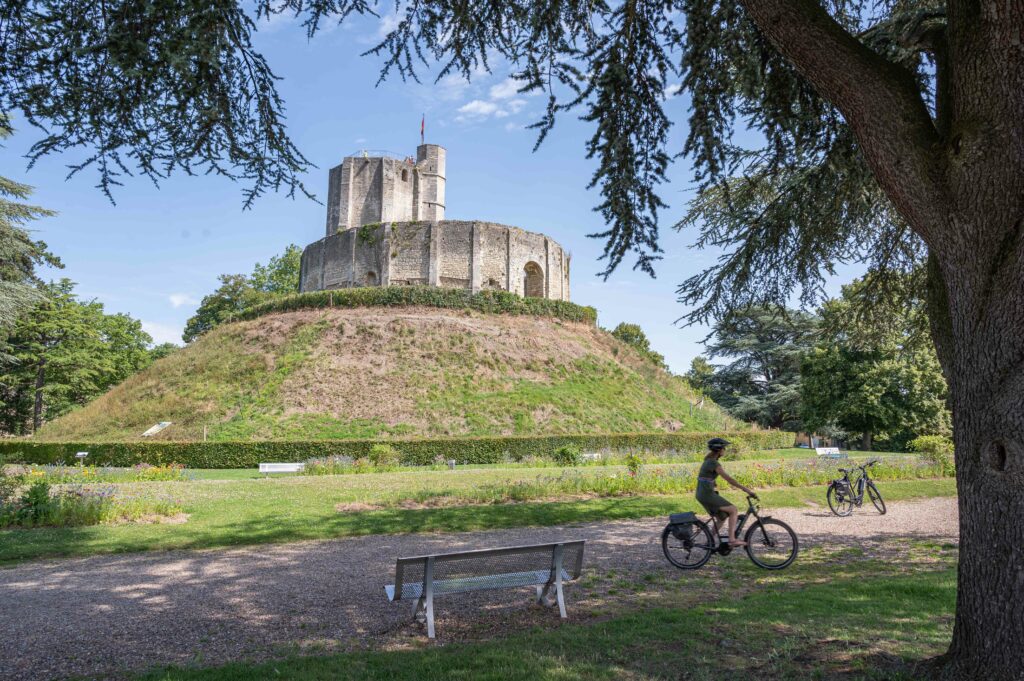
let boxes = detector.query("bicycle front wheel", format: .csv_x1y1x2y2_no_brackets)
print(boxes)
867,481,887,515
662,521,714,570
827,483,854,516
745,519,799,570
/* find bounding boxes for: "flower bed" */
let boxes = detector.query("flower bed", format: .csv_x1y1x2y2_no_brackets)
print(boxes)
0,471,184,528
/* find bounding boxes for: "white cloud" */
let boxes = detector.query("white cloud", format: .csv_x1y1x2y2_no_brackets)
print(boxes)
504,121,525,132
663,83,682,99
458,99,500,117
142,321,183,345
489,78,523,100
436,74,472,102
457,97,528,122
168,293,199,308
376,12,401,38
490,77,542,100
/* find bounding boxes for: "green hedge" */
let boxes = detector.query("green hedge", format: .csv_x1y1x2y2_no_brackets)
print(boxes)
0,430,794,469
232,286,598,325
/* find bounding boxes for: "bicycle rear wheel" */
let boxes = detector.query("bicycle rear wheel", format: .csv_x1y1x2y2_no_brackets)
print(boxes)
867,481,887,515
745,519,798,570
662,521,714,570
827,483,854,516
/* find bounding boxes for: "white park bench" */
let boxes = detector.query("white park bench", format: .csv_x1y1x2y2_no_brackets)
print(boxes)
258,462,305,474
385,540,586,638
815,446,848,460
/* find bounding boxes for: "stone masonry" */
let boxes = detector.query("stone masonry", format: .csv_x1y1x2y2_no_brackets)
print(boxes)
300,144,571,301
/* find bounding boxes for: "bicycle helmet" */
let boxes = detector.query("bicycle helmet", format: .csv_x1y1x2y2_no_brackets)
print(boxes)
708,437,731,451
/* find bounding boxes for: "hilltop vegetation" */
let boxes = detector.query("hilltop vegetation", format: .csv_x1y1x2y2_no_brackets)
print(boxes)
33,306,735,442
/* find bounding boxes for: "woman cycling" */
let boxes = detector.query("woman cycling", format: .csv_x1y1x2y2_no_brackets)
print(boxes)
696,437,757,547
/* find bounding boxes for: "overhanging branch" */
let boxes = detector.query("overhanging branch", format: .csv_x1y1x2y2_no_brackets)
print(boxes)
739,0,948,244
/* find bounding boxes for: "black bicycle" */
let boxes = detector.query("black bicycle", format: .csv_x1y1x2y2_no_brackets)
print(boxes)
661,495,799,570
827,459,886,516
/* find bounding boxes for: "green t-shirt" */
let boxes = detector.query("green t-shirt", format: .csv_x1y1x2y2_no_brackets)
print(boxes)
698,456,719,483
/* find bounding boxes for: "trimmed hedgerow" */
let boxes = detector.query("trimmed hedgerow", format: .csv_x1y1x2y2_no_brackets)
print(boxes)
230,286,598,326
0,430,794,469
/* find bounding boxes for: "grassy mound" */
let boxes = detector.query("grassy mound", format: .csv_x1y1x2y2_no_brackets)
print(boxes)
32,305,737,442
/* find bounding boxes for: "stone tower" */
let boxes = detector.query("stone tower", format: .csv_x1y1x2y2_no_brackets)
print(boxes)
414,144,446,222
324,143,447,237
301,142,571,301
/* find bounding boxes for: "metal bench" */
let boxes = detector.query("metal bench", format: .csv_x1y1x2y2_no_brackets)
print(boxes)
815,446,848,460
384,540,586,638
258,462,305,473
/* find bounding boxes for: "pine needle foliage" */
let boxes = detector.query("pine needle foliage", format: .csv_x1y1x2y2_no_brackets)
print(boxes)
0,123,60,342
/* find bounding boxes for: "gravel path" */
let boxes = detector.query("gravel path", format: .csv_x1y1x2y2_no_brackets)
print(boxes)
0,497,957,681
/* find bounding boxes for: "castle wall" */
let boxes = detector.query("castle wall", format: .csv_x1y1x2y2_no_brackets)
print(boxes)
508,228,548,297
389,222,431,286
322,228,354,289
300,238,325,291
438,221,473,289
478,222,508,290
302,221,570,302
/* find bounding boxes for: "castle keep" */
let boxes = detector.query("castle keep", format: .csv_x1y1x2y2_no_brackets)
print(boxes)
300,144,571,301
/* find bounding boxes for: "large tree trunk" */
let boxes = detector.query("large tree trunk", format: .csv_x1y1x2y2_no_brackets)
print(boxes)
861,431,872,451
927,236,1024,679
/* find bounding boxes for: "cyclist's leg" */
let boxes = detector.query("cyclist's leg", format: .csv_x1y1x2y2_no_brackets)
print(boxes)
721,505,745,546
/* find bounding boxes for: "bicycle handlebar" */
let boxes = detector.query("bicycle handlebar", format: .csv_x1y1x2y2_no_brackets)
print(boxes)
859,459,879,468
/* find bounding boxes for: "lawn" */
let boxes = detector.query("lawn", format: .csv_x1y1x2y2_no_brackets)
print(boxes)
0,451,955,564
136,540,957,680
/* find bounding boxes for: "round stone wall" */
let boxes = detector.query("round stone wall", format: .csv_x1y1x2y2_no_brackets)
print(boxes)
300,220,571,301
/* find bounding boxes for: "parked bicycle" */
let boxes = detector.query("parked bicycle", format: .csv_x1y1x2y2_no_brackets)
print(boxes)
826,459,886,516
661,495,799,570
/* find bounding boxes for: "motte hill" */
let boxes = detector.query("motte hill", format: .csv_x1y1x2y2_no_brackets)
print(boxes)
35,305,735,442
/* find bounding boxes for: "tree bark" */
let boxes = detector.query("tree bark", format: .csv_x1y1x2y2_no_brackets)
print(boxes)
924,244,1024,679
861,431,872,451
32,358,44,433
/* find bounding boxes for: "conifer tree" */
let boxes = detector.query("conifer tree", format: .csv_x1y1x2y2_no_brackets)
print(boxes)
0,124,59,344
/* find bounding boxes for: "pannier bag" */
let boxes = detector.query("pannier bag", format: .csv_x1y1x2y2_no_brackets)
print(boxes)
669,511,697,540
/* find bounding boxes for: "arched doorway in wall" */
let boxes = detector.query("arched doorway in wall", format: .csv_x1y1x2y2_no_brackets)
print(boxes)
523,262,544,298
364,271,377,286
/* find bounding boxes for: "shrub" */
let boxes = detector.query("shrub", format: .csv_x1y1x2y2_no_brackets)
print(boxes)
552,444,583,466
302,455,355,475
625,452,643,477
0,430,795,469
231,286,599,326
909,435,955,475
368,443,401,468
0,466,26,506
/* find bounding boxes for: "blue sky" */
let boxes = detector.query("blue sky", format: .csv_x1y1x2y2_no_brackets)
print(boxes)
0,11,861,373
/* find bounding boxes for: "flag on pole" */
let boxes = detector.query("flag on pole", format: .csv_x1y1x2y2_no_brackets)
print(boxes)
420,114,425,144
